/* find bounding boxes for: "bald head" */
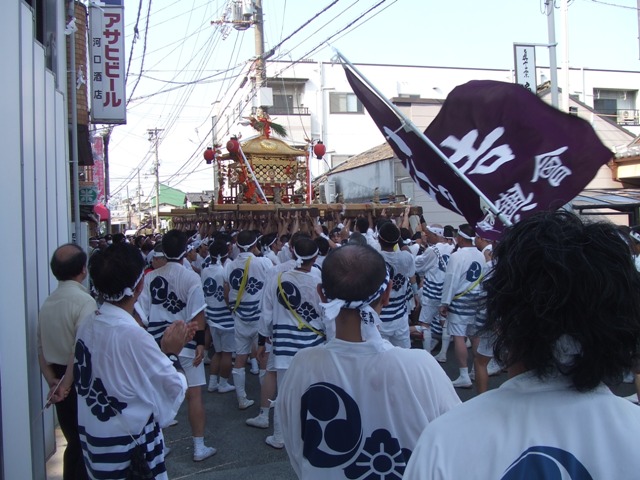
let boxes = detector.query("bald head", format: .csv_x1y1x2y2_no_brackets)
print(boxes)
321,245,386,302
50,243,87,281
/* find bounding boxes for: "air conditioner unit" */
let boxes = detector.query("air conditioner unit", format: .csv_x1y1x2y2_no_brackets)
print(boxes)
322,182,336,203
618,109,636,125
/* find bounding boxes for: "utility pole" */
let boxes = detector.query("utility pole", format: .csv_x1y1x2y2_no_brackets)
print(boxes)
254,0,265,89
137,168,142,228
147,128,163,233
126,184,131,229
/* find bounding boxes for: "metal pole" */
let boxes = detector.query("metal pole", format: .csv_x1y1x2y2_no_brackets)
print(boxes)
103,128,112,232
137,168,142,227
546,0,559,108
212,115,218,203
69,0,81,243
560,0,570,112
306,144,312,205
334,49,512,228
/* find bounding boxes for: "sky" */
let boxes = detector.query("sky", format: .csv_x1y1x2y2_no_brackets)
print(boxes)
103,0,640,206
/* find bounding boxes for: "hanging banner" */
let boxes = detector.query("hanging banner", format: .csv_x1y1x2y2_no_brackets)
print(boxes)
513,44,537,93
89,0,126,124
91,135,106,204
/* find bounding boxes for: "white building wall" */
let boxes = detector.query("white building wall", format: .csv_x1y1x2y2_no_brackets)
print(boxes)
1,2,70,478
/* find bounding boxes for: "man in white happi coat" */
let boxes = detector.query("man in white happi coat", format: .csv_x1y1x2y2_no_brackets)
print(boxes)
439,224,485,388
414,224,454,357
76,243,191,479
278,244,460,479
405,211,640,479
377,222,417,348
224,229,274,409
134,229,216,462
256,237,325,450
201,240,236,394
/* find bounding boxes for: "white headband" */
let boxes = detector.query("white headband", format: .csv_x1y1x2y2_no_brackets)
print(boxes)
320,270,391,351
427,225,444,237
457,230,474,241
293,247,319,268
630,231,640,244
238,238,258,251
98,271,144,303
164,251,185,261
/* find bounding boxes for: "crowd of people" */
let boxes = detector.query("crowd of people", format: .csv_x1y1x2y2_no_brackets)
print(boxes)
37,208,640,479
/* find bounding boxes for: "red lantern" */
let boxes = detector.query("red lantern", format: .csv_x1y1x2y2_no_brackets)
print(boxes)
313,141,326,159
203,147,215,165
227,136,240,153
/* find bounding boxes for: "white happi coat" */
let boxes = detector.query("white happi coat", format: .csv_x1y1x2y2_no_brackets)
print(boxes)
404,372,640,479
378,249,415,335
134,261,206,358
259,269,325,370
278,340,461,479
201,262,234,331
415,242,454,307
440,246,485,325
75,303,187,480
223,251,273,324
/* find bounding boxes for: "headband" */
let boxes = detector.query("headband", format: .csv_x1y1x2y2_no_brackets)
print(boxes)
212,252,228,264
152,250,165,258
319,269,391,351
379,232,401,245
164,251,185,261
293,246,319,268
426,225,444,237
98,271,144,303
631,231,640,244
238,238,258,251
457,230,474,241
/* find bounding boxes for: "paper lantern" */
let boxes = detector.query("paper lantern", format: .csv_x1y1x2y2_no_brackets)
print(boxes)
313,141,326,159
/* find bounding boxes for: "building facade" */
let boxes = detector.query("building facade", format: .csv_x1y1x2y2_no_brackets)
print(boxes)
1,1,72,478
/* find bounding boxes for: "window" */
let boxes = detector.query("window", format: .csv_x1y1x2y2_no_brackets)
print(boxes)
330,92,364,114
593,88,639,126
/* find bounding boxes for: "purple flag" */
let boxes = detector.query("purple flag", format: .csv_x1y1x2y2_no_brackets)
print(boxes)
344,67,612,237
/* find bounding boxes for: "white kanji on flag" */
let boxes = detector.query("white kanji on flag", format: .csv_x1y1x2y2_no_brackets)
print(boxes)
440,127,515,176
495,183,537,223
531,147,572,187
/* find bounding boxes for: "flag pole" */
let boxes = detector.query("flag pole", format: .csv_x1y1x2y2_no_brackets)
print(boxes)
333,49,512,228
238,146,269,204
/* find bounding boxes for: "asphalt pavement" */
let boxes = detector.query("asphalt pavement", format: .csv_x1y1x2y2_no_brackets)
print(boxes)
47,344,637,480
160,345,637,479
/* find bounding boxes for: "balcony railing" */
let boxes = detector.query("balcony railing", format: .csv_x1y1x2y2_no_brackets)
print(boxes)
251,106,309,116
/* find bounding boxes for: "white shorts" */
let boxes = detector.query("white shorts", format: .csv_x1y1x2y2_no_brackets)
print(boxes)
179,354,206,387
418,304,439,325
379,320,411,349
447,322,476,337
210,326,235,353
476,333,495,358
235,319,258,355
